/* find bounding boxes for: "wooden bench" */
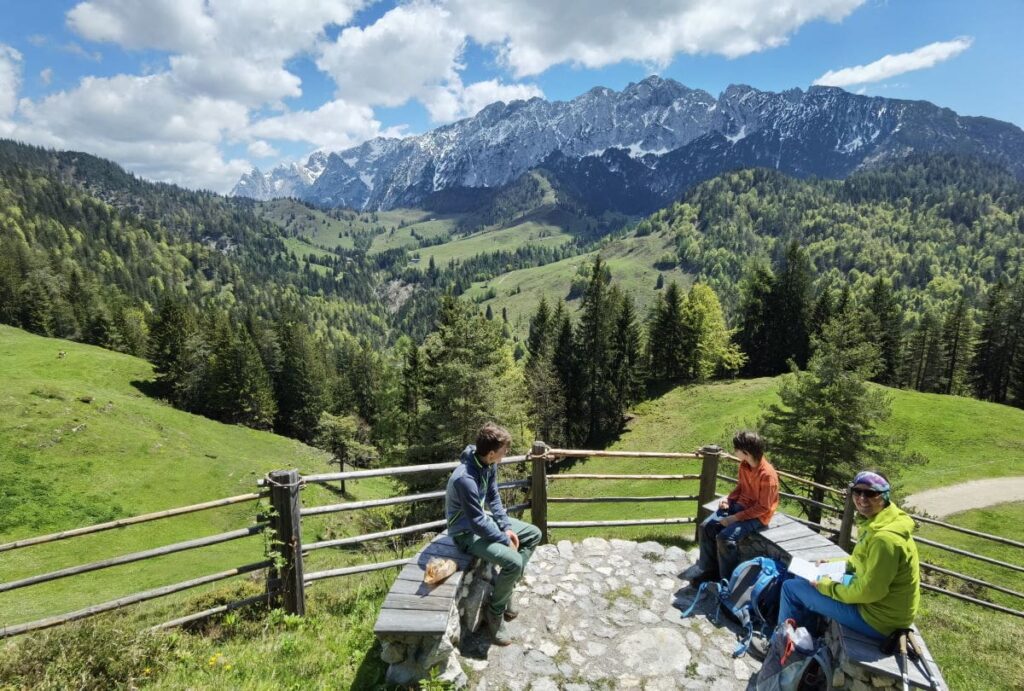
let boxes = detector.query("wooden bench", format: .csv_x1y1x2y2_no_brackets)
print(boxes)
373,532,487,687
703,500,947,690
374,532,474,636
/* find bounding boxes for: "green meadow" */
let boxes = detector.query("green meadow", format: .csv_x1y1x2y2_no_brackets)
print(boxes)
464,227,693,337
0,326,398,626
2,327,1022,689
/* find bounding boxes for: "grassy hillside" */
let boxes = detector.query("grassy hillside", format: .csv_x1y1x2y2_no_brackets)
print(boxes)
464,226,693,337
0,326,397,626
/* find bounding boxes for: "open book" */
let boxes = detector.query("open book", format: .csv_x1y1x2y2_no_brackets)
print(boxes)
788,557,847,582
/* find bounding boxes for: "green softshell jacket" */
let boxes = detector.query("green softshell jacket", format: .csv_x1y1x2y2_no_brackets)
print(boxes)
816,502,921,635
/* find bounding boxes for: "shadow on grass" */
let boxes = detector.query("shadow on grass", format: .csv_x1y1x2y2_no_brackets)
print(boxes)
351,639,389,690
130,378,163,399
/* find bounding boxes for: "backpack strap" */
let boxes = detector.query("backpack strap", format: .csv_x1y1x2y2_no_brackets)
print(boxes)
733,622,754,657
679,581,713,619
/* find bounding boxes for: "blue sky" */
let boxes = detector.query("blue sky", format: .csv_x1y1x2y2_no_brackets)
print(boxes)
1,0,1021,192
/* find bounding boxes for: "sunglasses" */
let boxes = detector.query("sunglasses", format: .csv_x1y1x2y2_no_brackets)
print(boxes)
850,487,882,499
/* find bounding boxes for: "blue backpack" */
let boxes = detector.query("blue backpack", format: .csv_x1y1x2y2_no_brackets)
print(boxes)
681,556,789,657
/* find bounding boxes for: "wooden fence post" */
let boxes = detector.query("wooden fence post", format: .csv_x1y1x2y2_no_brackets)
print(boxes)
268,469,305,615
837,488,856,553
530,441,549,545
695,445,721,541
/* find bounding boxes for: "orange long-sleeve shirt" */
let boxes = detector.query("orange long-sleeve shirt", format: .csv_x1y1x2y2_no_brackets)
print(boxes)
727,457,779,526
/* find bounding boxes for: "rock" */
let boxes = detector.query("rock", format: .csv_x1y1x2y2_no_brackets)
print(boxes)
665,546,687,562
529,678,559,691
522,650,558,677
580,537,611,555
616,628,691,675
637,541,665,558
610,538,638,552
538,641,560,658
733,657,752,681
557,540,575,559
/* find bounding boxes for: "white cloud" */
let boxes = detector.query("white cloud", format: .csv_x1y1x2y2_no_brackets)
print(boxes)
448,0,866,77
247,99,397,151
423,78,544,122
13,73,250,190
248,140,280,158
318,2,465,107
0,44,22,118
67,0,214,53
40,68,54,86
814,37,974,87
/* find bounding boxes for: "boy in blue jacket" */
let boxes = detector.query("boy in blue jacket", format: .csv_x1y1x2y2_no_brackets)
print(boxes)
445,422,542,645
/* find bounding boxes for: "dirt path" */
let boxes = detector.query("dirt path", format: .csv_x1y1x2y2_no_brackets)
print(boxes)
903,476,1024,518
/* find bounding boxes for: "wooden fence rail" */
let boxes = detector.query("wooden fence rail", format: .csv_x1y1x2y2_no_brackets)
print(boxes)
4,440,1023,640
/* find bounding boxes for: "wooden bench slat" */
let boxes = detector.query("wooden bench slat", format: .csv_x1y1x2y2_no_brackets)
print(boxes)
395,562,468,585
759,524,810,542
374,607,451,635
772,535,835,551
383,593,455,611
386,577,460,598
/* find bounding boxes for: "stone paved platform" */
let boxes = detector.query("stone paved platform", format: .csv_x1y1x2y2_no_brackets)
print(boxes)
456,537,760,690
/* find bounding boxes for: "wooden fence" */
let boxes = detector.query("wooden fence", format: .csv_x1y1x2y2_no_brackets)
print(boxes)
2,443,1022,639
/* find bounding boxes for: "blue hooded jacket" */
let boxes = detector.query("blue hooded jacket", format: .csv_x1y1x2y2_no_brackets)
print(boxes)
445,444,512,545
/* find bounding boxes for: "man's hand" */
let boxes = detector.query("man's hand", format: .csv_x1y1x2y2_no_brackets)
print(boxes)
718,499,730,511
506,530,520,550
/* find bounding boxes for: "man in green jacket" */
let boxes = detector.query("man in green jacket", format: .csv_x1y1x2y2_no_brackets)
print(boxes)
778,470,920,639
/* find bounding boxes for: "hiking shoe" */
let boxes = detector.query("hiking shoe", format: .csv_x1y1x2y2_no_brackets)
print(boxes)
485,609,513,646
503,598,518,621
689,570,719,587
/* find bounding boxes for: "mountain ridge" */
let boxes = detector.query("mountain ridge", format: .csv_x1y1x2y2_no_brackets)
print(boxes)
232,76,1024,214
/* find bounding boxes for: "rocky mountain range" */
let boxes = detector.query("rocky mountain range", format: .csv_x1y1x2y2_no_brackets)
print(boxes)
232,76,1024,215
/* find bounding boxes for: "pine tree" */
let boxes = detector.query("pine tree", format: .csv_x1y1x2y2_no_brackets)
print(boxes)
415,295,527,465
766,241,813,372
809,281,836,341
524,297,565,444
761,317,919,524
862,277,903,385
219,327,277,429
940,295,974,395
577,256,615,443
736,262,775,376
274,316,328,442
552,303,585,445
970,281,1016,402
608,292,644,420
148,294,194,398
647,281,689,385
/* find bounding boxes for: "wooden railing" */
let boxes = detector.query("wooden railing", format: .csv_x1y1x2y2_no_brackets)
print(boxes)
2,442,1021,639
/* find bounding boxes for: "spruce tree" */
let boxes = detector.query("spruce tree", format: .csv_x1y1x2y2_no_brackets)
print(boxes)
577,256,615,443
736,262,774,376
970,281,1016,402
766,241,813,372
647,281,689,385
940,295,974,395
525,297,566,444
863,277,903,385
148,294,194,398
553,303,585,445
761,317,920,524
608,292,644,420
274,316,328,442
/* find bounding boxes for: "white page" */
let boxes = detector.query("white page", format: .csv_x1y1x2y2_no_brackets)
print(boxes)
787,557,820,581
818,560,847,580
788,557,847,581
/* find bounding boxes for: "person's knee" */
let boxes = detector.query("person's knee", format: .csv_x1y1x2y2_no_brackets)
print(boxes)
522,523,542,546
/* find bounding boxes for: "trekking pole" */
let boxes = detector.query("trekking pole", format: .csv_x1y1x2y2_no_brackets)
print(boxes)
897,631,910,691
907,630,941,690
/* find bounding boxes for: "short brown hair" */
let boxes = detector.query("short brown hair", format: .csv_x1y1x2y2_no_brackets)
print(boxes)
733,430,765,460
476,422,512,456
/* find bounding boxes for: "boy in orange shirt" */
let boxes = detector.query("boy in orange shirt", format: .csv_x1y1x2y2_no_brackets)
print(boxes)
690,430,779,585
